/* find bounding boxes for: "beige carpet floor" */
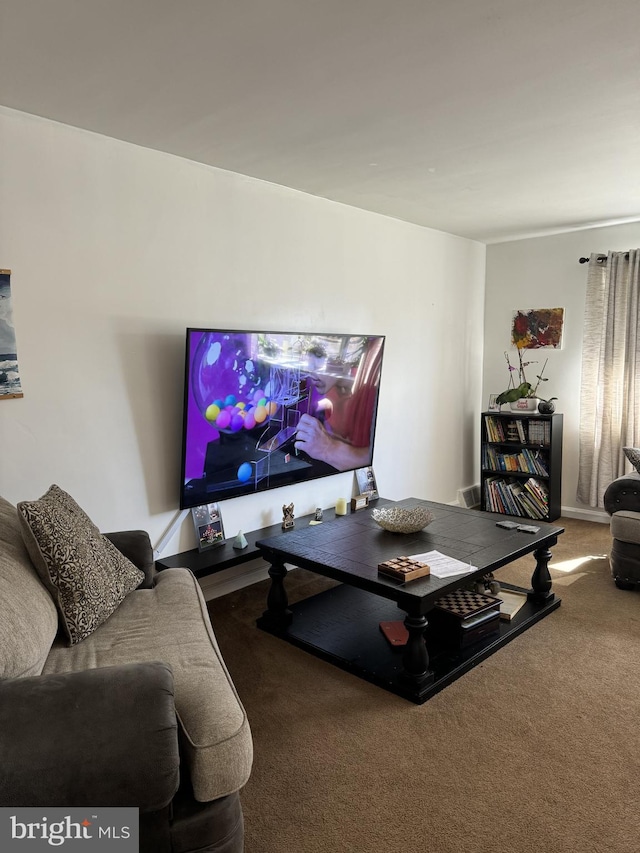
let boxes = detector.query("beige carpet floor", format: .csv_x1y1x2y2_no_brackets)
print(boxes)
208,518,640,853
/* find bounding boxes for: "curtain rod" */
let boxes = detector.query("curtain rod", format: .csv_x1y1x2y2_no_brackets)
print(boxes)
579,253,630,264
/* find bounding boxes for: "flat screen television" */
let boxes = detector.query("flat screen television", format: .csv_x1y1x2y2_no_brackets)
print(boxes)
179,329,385,509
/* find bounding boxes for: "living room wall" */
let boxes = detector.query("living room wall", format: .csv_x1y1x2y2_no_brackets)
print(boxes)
0,107,486,568
483,220,640,520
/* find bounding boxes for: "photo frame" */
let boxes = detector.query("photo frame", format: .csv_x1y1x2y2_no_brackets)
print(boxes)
192,503,225,552
356,465,379,500
487,393,501,412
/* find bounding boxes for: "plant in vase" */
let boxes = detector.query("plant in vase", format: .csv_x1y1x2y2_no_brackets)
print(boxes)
537,397,557,414
496,350,550,411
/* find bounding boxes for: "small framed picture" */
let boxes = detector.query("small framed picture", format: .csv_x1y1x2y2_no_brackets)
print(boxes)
192,503,225,552
356,466,379,500
351,494,370,512
487,393,501,412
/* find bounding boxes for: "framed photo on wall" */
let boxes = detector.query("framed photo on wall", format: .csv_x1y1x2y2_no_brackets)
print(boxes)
0,269,24,400
192,503,225,552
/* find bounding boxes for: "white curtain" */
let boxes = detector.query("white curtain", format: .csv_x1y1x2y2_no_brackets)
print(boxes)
577,249,640,507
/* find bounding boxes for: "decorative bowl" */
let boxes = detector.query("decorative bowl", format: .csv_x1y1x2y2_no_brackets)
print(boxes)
371,505,434,534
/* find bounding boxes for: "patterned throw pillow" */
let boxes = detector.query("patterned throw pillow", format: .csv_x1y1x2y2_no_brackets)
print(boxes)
623,447,640,474
17,485,144,644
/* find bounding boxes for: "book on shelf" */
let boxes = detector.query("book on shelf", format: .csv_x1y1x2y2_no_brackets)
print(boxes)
484,414,552,452
483,445,551,478
523,478,549,513
527,419,551,446
496,588,527,621
484,475,549,519
485,416,505,442
506,422,520,442
510,482,544,519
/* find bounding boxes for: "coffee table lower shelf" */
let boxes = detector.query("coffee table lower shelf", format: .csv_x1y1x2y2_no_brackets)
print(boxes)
256,583,561,704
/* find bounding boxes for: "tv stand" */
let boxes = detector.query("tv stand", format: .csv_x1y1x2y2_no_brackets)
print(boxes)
155,506,347,578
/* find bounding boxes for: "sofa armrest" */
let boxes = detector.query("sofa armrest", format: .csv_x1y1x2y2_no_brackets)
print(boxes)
603,472,640,516
0,662,179,811
105,530,155,588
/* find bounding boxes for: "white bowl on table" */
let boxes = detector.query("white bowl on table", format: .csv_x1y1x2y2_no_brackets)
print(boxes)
371,505,434,534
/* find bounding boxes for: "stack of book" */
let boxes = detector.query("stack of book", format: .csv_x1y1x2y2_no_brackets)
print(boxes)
484,416,506,442
482,446,549,476
521,477,549,517
483,476,550,519
527,419,551,446
428,590,501,650
485,416,530,444
505,421,520,442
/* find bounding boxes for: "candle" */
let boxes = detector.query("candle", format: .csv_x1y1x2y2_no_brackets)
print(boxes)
335,497,348,516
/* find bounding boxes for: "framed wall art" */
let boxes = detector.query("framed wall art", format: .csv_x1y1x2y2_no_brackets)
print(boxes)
511,308,564,350
0,269,24,399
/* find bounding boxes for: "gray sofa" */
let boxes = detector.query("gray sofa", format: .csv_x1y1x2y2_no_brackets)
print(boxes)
0,490,253,852
603,471,640,589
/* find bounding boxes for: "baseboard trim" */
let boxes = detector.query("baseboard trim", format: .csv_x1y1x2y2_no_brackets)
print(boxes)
452,499,608,524
198,558,270,601
560,506,609,524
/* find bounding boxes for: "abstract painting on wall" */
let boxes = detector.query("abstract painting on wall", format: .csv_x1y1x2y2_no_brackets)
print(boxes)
511,307,564,349
0,269,24,399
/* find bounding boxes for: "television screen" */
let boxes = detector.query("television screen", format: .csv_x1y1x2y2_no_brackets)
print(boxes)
179,329,385,509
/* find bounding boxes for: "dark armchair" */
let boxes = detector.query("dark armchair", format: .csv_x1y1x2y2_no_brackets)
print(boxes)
603,471,640,590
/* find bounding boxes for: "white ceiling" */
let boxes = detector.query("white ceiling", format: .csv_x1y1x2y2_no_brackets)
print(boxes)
1,0,639,243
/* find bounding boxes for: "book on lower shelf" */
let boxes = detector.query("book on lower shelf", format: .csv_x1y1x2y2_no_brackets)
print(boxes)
495,588,527,621
483,475,549,519
433,589,500,621
428,590,501,650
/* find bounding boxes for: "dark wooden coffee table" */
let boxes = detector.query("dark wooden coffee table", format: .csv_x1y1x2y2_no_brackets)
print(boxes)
256,498,563,703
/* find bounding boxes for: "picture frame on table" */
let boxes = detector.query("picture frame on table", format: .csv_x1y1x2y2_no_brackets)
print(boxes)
192,503,225,552
356,466,379,500
487,393,501,412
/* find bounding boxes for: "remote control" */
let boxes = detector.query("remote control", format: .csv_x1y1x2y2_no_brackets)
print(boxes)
516,524,540,534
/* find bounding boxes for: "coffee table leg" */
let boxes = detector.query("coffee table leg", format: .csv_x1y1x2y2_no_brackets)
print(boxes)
401,612,434,690
528,546,555,604
260,556,293,629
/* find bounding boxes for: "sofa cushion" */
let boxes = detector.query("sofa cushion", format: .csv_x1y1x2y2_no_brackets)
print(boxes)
610,510,640,545
43,568,253,802
0,496,59,677
623,447,640,474
17,485,144,645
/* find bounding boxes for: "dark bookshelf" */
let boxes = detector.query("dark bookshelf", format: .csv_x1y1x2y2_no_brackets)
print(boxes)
480,411,563,522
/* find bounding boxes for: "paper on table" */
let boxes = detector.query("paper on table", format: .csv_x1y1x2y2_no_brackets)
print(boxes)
408,550,478,578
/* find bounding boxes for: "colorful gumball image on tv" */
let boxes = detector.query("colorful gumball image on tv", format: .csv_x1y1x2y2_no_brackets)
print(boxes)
191,332,278,435
203,390,277,434
237,462,253,483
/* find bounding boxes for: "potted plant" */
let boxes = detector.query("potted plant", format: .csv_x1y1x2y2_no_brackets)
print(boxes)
538,397,557,414
496,350,550,411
